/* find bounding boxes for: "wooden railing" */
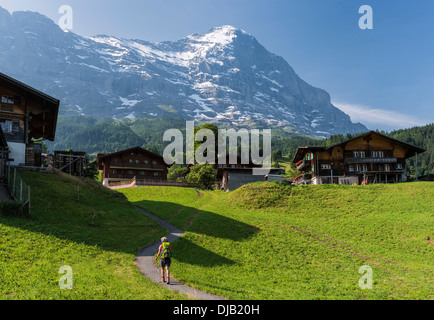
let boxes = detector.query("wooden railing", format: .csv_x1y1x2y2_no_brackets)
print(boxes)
107,177,136,189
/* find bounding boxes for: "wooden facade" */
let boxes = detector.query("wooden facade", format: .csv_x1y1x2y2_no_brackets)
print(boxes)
97,146,169,185
54,151,87,176
0,72,59,171
292,131,425,185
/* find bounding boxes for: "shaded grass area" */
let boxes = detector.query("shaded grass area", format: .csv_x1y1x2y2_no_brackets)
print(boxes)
0,170,186,300
122,182,434,300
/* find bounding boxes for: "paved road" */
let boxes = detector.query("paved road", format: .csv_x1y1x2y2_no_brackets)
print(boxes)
135,206,226,300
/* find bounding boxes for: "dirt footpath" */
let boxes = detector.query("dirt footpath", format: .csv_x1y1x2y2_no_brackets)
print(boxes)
135,206,226,300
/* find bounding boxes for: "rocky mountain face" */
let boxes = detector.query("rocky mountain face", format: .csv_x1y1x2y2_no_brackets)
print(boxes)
0,6,367,137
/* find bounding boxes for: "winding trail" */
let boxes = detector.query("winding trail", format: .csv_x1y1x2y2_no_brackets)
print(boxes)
134,206,226,300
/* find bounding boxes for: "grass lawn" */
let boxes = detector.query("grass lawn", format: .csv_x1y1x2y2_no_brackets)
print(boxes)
277,156,298,179
121,182,434,300
0,170,187,300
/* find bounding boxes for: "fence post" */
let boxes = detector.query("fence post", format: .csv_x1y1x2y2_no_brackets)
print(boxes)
28,186,31,216
12,168,16,198
20,179,23,202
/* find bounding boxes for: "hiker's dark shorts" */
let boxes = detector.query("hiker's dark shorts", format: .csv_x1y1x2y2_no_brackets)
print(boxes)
160,258,171,268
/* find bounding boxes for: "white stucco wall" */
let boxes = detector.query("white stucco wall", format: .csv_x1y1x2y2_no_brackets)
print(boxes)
8,142,26,166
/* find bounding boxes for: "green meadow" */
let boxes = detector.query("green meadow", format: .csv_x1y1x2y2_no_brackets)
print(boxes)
1,170,432,300
121,182,434,300
0,170,186,300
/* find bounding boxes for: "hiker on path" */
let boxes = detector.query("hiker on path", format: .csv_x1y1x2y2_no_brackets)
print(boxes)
155,237,172,284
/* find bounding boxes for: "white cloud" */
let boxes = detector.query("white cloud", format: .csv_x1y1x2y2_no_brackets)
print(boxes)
333,101,428,131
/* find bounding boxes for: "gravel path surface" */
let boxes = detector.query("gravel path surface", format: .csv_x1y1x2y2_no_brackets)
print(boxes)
135,206,226,300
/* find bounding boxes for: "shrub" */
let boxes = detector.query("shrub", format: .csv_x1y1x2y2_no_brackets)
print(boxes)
186,163,217,190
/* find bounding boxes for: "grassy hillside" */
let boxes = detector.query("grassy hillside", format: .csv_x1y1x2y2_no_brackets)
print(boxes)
121,182,434,300
0,170,186,300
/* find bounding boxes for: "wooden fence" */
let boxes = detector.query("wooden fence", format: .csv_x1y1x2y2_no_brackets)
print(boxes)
106,177,187,189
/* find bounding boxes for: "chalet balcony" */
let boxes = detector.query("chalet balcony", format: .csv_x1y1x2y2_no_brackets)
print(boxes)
296,160,311,170
344,157,397,164
110,163,166,171
292,173,312,185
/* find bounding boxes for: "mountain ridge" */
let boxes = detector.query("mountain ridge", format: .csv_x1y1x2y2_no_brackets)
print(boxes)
0,6,367,137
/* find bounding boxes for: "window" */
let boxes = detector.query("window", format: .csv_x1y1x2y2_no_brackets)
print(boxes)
362,164,368,172
321,164,331,170
154,172,159,177
356,164,361,172
2,96,12,104
128,170,134,174
144,160,149,164
397,163,403,170
5,121,12,133
112,169,117,174
372,151,384,158
12,120,20,133
349,165,355,172
140,171,145,175
129,159,133,163
135,159,139,164
152,160,157,165
0,122,5,132
384,164,390,172
360,151,365,158
353,151,359,158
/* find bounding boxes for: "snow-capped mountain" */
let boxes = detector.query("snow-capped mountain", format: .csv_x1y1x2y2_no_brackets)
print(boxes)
0,6,367,136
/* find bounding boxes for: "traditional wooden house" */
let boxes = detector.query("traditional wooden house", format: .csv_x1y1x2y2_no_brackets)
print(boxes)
97,146,169,185
0,73,59,172
292,131,425,185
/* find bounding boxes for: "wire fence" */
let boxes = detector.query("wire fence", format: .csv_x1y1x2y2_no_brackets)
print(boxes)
6,167,31,216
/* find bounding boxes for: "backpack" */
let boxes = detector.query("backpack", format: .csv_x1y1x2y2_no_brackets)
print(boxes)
161,242,172,259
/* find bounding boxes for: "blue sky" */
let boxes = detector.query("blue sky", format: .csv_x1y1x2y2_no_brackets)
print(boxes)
1,0,433,131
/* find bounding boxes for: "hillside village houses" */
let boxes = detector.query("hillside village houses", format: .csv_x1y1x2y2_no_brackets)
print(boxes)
0,72,60,180
97,146,170,186
292,131,426,185
0,72,428,190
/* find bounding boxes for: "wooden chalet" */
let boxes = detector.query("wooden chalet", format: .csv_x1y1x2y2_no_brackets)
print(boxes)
0,72,59,176
97,146,169,185
292,131,425,185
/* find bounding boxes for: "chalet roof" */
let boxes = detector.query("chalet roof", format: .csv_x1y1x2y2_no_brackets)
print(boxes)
292,146,326,163
325,131,426,157
292,131,426,163
97,146,165,162
0,72,60,141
